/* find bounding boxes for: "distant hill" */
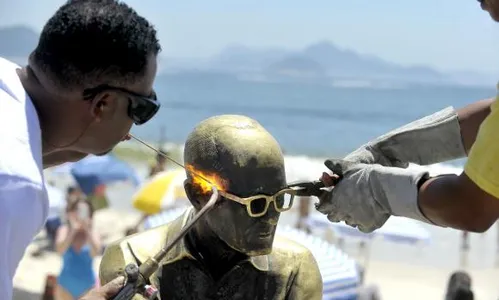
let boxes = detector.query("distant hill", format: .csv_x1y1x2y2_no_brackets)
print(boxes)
0,26,38,64
210,41,453,86
208,44,291,72
301,41,444,80
266,56,326,77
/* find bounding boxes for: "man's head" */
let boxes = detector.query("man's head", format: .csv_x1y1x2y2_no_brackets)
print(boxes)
29,0,161,155
183,115,286,256
478,0,499,21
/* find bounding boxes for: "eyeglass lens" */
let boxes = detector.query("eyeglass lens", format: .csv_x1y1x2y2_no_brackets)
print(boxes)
248,193,294,216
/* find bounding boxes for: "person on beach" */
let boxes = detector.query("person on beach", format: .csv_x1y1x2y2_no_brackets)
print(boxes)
46,186,83,252
315,0,499,234
445,271,474,300
55,199,101,300
0,0,160,299
149,150,168,177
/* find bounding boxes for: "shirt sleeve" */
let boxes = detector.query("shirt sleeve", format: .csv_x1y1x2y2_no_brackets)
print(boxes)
0,177,47,299
464,98,499,198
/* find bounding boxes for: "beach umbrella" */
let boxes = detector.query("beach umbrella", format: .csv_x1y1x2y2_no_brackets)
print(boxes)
132,168,188,215
143,208,361,300
70,154,140,195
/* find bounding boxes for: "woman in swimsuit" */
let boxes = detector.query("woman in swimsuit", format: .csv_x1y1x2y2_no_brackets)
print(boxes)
55,198,101,300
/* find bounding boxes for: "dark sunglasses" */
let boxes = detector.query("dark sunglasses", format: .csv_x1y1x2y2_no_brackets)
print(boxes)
82,85,160,125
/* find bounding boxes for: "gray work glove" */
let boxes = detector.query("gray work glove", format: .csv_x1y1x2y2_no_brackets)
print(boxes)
316,159,436,233
344,106,466,167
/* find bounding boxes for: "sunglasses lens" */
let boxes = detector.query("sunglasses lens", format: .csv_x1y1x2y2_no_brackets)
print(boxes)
249,197,267,216
275,193,294,211
130,97,160,125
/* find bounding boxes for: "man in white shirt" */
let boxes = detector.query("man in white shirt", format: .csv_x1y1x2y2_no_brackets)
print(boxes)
0,1,161,299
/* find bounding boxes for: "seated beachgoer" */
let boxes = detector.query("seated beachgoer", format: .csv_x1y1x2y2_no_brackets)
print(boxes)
99,115,323,299
445,271,474,300
55,198,101,300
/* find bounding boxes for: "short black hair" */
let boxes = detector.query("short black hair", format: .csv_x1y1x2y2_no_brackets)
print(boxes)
32,0,161,90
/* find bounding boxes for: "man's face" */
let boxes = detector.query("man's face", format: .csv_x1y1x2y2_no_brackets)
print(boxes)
202,165,286,256
479,0,499,21
73,55,158,155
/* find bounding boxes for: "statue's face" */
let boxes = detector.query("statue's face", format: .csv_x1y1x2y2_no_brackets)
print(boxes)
206,164,286,256
183,114,287,256
186,161,286,256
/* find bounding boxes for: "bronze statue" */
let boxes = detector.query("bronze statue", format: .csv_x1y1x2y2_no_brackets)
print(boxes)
99,115,323,299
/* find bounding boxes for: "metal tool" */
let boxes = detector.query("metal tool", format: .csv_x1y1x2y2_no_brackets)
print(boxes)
112,185,220,300
112,135,221,300
287,177,340,197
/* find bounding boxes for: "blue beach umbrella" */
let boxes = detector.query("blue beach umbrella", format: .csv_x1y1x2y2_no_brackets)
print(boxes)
69,154,140,195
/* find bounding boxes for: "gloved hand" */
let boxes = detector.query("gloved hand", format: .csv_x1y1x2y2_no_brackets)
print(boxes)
316,159,436,233
342,106,466,167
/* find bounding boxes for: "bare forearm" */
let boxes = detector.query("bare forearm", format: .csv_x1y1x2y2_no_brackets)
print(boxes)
88,232,102,257
418,173,499,232
56,230,76,254
457,98,494,154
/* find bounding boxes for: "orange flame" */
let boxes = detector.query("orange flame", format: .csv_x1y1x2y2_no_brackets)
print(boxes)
186,164,227,194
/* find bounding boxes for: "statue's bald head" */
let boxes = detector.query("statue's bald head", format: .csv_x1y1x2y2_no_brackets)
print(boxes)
183,115,286,256
184,115,285,196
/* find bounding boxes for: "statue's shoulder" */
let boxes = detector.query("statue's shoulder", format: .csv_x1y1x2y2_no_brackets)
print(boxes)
272,235,313,256
99,222,173,285
270,235,320,270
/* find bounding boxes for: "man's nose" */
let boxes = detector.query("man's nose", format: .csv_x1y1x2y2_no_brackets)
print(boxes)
264,205,279,225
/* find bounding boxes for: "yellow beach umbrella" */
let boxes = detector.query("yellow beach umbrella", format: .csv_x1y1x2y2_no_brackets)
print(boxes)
132,169,188,214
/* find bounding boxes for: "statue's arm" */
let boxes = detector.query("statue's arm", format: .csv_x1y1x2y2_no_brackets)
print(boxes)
99,243,147,300
286,250,323,300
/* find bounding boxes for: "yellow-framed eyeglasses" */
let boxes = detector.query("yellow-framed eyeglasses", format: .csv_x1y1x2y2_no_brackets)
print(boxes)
218,188,297,218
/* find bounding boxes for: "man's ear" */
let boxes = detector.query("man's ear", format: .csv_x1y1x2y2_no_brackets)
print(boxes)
184,180,202,210
90,93,117,122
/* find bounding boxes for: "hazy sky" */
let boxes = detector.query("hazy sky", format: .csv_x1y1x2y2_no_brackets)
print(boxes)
0,0,498,73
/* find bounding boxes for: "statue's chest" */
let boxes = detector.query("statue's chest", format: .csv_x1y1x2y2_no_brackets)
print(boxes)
154,260,284,300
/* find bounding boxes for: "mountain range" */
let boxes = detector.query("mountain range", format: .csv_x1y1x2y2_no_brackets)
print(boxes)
1,25,496,87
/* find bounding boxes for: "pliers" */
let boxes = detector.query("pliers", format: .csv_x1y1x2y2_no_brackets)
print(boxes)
287,180,330,197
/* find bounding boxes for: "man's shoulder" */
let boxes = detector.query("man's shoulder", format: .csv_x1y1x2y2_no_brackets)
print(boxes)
0,57,23,100
0,58,43,180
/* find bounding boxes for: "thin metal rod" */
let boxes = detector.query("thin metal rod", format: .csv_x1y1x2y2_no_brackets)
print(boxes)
153,186,219,262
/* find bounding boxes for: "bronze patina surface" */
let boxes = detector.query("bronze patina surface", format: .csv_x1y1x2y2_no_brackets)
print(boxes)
99,115,323,299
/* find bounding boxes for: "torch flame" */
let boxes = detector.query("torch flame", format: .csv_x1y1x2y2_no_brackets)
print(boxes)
186,164,226,194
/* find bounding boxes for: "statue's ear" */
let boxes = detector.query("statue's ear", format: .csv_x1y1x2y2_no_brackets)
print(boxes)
184,180,202,210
